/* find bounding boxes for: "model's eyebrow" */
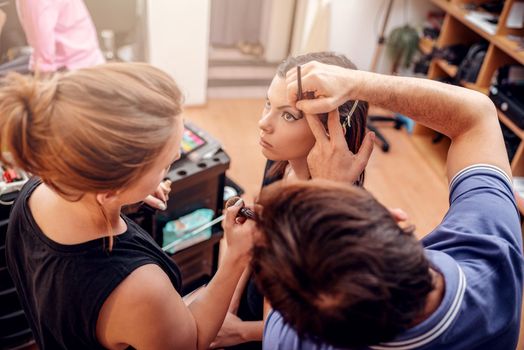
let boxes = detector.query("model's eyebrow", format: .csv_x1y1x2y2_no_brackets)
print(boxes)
266,94,295,111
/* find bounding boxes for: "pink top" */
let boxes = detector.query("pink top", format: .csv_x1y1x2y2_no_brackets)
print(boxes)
16,0,105,72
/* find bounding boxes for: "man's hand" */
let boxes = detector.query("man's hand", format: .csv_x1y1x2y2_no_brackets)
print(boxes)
389,208,408,223
286,61,361,114
305,109,374,183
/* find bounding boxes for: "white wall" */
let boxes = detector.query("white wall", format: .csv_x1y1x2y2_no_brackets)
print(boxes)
329,0,435,73
146,0,210,105
262,0,296,62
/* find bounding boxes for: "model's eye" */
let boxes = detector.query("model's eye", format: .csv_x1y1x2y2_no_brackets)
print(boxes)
264,100,271,110
282,112,299,122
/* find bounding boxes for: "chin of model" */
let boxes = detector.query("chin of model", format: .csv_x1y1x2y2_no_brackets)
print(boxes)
262,151,292,162
261,147,278,160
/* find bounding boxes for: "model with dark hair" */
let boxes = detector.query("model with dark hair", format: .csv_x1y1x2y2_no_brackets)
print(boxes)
211,52,375,350
256,61,523,349
260,52,371,186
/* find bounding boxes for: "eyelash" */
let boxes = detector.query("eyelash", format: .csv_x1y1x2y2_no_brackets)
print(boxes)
264,100,299,122
281,112,299,122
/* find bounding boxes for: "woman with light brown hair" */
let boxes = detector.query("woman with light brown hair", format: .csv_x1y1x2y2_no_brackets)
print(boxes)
1,62,254,350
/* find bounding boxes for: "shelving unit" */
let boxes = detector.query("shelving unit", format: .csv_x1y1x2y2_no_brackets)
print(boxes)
418,0,524,175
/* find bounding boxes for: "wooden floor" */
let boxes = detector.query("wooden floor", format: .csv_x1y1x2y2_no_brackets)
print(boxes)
184,99,524,350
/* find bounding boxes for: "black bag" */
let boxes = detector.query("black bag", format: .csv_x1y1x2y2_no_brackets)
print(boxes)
433,44,470,65
413,54,432,75
500,121,521,162
455,43,489,83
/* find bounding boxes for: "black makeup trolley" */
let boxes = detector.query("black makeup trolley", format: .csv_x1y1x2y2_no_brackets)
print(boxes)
126,150,231,295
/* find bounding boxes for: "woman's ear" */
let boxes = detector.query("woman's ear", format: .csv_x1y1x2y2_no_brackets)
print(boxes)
95,190,120,207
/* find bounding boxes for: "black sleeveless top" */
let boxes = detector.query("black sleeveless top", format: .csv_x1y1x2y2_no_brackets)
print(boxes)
5,178,182,350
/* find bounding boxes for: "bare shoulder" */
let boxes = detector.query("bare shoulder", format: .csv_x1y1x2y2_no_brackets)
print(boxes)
97,264,196,350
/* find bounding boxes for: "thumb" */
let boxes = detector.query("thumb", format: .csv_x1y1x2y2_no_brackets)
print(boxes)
224,198,243,227
389,208,409,222
143,195,167,211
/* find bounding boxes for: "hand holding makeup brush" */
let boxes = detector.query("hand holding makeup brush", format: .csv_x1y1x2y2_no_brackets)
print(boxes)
222,197,256,263
225,196,258,222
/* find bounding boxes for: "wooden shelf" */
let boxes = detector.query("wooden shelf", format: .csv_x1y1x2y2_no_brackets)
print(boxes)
492,35,524,66
498,109,524,139
423,0,524,180
419,37,435,55
461,81,488,94
435,59,458,77
431,0,524,66
431,0,493,41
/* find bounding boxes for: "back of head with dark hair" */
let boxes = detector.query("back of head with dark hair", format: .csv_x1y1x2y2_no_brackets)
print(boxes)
252,180,433,348
270,52,369,186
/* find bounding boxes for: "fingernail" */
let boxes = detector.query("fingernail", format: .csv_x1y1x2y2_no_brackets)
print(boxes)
234,198,244,207
158,202,167,211
161,180,172,192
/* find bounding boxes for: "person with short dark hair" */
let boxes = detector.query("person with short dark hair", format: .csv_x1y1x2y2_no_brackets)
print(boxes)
254,61,523,349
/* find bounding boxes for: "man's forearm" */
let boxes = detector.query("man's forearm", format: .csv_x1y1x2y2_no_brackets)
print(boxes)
293,61,509,180
352,70,510,179
353,71,496,140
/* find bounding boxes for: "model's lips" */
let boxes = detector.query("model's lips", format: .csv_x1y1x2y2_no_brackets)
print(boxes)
259,138,273,148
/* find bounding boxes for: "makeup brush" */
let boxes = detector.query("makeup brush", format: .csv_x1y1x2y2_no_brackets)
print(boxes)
225,196,258,221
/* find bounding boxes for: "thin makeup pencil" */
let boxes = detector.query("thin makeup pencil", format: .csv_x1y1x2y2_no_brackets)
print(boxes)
297,65,303,119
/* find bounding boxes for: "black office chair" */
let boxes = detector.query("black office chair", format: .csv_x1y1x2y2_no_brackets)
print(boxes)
367,115,407,152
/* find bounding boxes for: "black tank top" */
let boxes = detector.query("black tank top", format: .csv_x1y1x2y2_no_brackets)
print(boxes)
5,178,182,350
